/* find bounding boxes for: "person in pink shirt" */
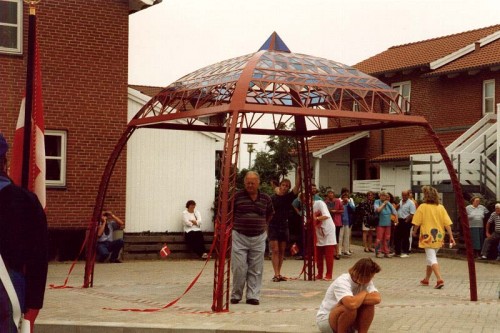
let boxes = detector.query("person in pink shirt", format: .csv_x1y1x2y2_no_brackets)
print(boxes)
325,190,343,260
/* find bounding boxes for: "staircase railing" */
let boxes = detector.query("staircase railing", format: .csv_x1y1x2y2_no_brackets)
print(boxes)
410,152,496,195
455,124,497,156
410,112,497,197
446,113,496,152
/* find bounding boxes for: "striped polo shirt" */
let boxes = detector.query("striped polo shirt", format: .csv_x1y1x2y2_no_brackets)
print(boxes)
233,189,274,237
487,212,500,233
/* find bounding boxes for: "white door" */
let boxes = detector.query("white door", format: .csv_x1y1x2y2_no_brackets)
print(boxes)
394,166,411,196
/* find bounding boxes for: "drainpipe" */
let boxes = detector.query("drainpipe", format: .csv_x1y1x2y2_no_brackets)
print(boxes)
497,103,500,200
314,157,321,187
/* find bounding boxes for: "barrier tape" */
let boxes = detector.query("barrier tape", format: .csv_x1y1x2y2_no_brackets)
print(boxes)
103,235,218,312
49,219,95,289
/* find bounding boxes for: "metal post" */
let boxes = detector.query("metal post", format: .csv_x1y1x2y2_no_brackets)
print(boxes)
245,142,256,169
496,103,500,200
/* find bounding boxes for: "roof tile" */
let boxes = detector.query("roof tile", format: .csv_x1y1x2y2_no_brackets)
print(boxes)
355,25,500,75
307,132,360,152
371,131,463,162
426,39,500,76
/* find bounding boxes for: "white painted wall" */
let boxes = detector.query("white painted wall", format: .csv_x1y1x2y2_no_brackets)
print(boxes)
317,145,350,192
380,163,411,198
126,88,223,232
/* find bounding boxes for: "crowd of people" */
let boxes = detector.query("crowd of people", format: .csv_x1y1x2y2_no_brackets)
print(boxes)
1,124,497,333
226,170,500,333
90,165,498,333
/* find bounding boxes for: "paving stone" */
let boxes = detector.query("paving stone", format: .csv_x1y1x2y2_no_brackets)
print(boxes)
36,245,500,333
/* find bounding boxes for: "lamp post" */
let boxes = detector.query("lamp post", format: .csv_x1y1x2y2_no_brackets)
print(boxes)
245,142,256,169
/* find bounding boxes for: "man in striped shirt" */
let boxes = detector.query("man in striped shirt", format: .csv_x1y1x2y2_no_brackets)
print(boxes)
479,203,500,260
230,171,274,306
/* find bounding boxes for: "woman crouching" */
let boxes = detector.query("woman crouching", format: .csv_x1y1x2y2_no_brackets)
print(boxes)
316,258,382,333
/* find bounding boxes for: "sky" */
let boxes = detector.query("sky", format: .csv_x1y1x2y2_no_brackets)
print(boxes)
129,0,500,167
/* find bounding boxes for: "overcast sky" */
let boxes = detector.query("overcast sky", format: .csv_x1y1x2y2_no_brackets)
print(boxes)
128,0,499,167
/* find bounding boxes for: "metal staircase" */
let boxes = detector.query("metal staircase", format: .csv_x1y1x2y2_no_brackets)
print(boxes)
410,113,498,199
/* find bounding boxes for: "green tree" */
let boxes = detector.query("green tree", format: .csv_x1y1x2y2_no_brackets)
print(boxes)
265,123,297,181
252,151,279,185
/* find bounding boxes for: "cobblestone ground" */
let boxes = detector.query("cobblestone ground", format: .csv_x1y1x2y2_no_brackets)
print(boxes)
38,245,500,333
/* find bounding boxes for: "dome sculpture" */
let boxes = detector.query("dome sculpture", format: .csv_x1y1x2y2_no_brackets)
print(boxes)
85,32,472,312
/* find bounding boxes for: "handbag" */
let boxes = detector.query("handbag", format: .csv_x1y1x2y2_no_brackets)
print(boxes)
367,213,379,228
0,254,30,333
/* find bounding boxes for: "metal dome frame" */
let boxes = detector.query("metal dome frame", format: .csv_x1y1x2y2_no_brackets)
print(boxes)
83,33,477,310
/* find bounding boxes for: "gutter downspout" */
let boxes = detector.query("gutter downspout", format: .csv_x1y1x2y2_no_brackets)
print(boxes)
314,157,321,186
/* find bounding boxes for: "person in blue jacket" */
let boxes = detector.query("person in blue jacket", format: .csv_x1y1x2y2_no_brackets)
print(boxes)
0,133,48,332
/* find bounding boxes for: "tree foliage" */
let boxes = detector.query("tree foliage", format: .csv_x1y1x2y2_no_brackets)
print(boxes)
250,123,297,185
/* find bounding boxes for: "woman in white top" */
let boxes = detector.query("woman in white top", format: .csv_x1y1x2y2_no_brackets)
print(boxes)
313,198,337,281
316,258,381,333
466,196,489,257
182,200,208,259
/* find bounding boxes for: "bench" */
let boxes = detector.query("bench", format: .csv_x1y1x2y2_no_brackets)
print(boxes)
123,232,215,260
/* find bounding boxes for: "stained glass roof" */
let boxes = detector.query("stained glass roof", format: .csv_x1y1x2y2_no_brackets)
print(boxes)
130,33,426,136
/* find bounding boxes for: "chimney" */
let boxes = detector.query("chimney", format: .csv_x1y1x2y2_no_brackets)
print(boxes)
475,42,481,51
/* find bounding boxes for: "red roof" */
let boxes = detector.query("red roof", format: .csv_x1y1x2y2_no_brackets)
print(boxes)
307,132,362,152
355,25,500,75
426,38,500,76
370,131,463,162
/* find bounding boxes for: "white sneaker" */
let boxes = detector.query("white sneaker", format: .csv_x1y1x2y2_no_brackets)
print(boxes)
400,254,409,258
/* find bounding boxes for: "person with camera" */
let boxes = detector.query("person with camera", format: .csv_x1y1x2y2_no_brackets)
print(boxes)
97,210,125,263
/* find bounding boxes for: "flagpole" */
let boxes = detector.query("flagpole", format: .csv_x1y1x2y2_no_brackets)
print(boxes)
22,1,40,189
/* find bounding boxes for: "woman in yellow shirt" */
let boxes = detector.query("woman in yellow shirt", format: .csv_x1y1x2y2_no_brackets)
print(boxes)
412,186,456,289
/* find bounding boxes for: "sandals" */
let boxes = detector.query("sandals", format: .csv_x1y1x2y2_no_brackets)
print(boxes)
272,275,287,282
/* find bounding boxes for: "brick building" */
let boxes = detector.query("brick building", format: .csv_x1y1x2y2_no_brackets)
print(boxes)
309,24,500,202
0,0,160,260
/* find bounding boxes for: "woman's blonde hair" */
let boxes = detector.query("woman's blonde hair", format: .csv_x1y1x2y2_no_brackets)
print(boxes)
422,185,440,204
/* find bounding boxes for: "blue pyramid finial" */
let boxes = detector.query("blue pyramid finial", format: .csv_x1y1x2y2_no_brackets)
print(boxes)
258,32,291,53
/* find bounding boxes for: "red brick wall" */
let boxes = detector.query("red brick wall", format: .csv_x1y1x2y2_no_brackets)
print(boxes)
0,0,129,231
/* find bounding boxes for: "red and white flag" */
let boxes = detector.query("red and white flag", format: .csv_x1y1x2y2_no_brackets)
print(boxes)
160,244,171,258
11,30,46,209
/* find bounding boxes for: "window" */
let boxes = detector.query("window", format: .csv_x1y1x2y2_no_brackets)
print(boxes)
390,81,411,113
0,0,22,54
483,80,495,114
45,130,67,187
